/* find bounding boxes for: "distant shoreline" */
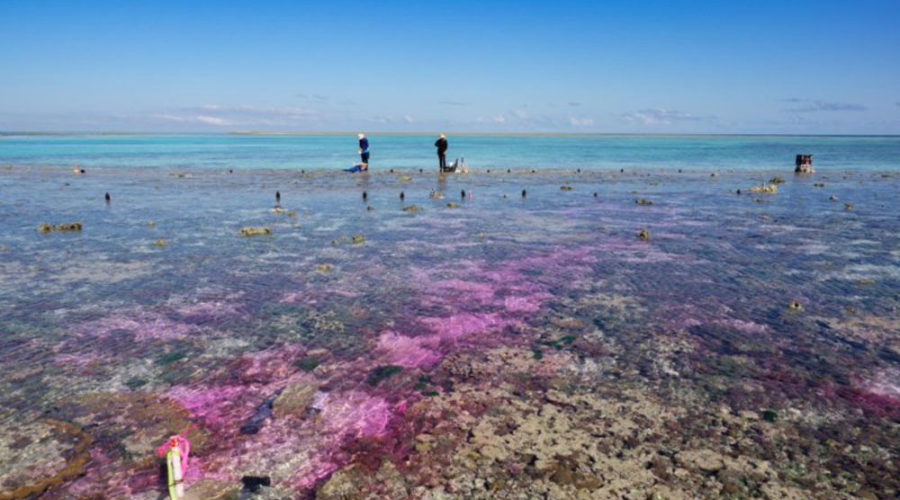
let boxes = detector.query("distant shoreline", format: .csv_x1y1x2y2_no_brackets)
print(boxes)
3,131,900,138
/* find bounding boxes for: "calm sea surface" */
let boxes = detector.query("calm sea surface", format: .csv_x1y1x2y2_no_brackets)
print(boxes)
1,133,899,171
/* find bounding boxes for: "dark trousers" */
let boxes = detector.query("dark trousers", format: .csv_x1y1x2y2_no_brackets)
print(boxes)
361,152,370,164
438,153,446,169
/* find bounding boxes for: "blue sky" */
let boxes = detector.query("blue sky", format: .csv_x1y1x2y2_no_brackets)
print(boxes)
1,0,898,133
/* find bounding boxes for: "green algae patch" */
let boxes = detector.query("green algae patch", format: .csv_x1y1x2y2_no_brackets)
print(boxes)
294,356,321,372
366,365,403,386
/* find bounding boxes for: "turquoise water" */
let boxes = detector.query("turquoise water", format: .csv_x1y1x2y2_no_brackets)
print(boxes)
2,133,899,171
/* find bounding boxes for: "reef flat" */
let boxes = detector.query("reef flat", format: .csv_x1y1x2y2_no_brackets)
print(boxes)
0,166,897,499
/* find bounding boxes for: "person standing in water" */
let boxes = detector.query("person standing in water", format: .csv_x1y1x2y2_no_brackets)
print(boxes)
358,133,370,167
434,133,448,171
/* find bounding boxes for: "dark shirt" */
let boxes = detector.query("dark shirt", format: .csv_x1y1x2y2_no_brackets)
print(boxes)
359,138,369,152
435,137,448,154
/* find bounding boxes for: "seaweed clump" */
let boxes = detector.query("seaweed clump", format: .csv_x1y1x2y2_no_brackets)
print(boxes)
366,365,403,386
38,222,82,233
240,227,271,236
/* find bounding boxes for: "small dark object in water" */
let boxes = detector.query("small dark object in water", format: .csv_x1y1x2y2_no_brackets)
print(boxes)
762,410,777,422
507,169,511,173
241,476,271,492
276,191,281,202
593,192,598,198
788,300,803,311
678,169,682,173
461,189,466,198
390,168,394,173
736,189,741,195
637,228,650,241
228,169,233,174
400,191,405,200
620,168,624,173
419,168,423,173
240,390,283,434
486,169,491,173
576,169,581,173
635,198,653,206
530,169,536,173
829,195,838,201
769,176,785,185
521,189,527,198
104,192,110,203
844,203,854,210
301,169,305,174
362,191,368,200
560,185,573,191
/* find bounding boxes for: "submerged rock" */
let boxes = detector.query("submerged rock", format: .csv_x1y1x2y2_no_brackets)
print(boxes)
272,382,319,419
240,226,271,236
0,419,92,500
749,184,777,194
183,479,241,500
38,222,82,233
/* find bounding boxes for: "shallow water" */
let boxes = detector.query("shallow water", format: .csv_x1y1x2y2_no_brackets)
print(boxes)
0,165,898,499
2,133,900,171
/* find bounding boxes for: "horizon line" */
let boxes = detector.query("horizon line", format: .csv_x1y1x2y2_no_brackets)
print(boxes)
3,130,900,138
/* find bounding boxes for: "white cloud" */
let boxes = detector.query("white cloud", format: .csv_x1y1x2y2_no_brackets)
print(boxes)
781,98,867,113
622,108,702,125
568,116,594,127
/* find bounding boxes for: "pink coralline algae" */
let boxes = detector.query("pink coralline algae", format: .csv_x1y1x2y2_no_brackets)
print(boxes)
376,331,442,368
314,390,394,438
420,312,513,342
73,309,199,342
166,384,260,433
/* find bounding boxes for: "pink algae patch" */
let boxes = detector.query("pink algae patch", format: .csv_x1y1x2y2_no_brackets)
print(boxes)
420,312,513,342
430,278,497,304
376,331,441,368
712,318,770,334
166,384,258,433
503,292,552,313
313,391,393,438
74,309,198,342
